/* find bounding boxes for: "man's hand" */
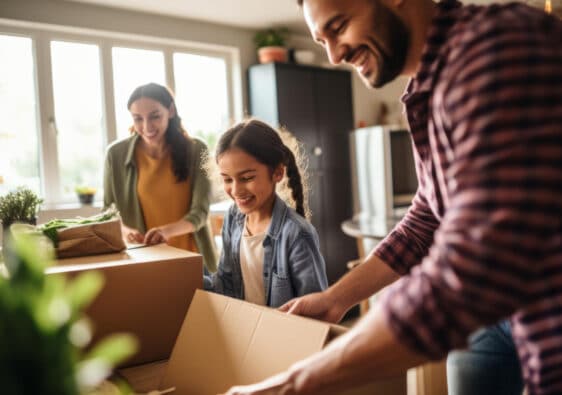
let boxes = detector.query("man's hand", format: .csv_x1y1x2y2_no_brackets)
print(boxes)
219,370,298,395
279,291,346,323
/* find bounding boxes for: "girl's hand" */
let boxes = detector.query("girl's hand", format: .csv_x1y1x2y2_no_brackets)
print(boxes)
144,226,168,245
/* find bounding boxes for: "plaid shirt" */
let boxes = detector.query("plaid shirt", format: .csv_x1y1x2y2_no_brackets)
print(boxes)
375,2,562,393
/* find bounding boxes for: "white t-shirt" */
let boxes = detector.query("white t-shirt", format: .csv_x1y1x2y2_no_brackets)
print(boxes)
239,224,266,306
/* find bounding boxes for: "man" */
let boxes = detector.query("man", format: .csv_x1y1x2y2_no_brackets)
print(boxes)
223,0,562,394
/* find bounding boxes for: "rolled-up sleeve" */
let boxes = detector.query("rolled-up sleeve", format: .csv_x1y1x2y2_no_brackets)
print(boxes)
374,187,440,275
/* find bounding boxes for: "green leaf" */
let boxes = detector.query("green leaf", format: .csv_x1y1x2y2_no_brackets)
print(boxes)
66,271,105,313
84,334,138,366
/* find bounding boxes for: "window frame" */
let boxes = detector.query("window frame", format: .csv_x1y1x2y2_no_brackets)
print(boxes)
0,18,242,208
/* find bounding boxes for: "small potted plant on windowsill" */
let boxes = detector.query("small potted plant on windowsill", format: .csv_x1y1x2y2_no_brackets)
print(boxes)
75,186,97,205
253,27,289,64
0,186,42,236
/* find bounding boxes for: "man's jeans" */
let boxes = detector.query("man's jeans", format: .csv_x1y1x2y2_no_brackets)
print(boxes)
447,320,524,395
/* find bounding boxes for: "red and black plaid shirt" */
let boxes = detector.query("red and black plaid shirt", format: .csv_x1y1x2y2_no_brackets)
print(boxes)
375,2,562,393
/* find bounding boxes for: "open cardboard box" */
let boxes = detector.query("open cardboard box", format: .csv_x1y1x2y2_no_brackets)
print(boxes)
120,290,406,395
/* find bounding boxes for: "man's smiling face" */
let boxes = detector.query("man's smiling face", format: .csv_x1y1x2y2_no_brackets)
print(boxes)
303,0,410,88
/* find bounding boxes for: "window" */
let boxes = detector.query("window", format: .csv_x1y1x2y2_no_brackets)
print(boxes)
173,52,229,151
51,40,105,201
0,22,239,208
112,47,166,140
0,35,41,197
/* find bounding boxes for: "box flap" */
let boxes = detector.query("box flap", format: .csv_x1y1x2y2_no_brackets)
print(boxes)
161,290,331,394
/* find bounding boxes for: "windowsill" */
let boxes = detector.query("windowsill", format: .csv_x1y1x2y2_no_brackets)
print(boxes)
41,201,104,211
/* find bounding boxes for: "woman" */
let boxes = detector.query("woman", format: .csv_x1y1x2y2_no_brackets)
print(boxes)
103,82,217,272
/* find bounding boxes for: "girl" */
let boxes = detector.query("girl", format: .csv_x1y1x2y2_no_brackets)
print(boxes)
204,119,328,307
103,82,217,272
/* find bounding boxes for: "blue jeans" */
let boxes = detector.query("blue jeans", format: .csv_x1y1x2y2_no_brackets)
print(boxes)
447,320,524,395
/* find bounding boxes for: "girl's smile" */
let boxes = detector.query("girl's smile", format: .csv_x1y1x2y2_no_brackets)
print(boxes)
218,148,283,222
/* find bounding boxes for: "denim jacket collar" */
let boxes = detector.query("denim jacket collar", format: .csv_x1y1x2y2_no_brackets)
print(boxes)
232,194,289,241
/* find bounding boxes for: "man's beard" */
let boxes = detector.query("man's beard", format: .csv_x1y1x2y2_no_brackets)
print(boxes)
366,1,410,88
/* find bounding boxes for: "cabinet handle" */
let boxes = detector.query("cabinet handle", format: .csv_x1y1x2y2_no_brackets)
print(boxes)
313,146,323,156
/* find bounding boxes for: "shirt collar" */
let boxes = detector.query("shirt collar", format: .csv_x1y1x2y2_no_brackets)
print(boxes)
124,133,140,167
402,0,463,101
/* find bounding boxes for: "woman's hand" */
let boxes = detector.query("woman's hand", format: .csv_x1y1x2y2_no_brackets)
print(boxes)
144,226,168,245
121,224,144,244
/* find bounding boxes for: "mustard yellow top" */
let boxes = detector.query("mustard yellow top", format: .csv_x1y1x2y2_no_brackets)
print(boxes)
134,145,198,253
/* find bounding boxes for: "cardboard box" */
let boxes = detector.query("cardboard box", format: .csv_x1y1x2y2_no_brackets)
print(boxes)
48,244,202,367
121,290,406,395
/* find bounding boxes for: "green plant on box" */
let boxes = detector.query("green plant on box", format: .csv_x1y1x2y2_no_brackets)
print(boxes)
0,186,43,228
0,231,137,395
253,27,289,49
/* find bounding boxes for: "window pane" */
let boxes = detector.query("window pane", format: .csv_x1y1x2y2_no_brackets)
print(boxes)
112,47,165,140
0,35,41,196
173,53,229,150
51,40,105,202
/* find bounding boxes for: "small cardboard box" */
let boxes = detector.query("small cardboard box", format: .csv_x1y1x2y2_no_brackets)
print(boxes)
48,244,202,367
121,290,405,394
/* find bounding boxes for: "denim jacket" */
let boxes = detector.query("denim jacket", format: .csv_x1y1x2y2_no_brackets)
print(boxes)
204,195,328,307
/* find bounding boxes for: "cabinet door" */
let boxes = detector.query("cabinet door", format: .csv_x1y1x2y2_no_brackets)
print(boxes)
314,69,354,171
275,66,321,170
322,168,356,283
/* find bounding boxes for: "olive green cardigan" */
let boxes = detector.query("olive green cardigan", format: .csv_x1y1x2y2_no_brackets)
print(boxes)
103,134,217,272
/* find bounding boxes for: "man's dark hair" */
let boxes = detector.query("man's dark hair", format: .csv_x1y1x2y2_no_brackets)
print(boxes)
297,0,303,5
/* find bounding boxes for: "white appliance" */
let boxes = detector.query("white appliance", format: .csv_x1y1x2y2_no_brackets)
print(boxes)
350,125,418,219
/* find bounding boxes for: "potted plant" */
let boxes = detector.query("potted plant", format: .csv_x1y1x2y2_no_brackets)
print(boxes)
253,27,289,64
0,186,43,253
75,186,97,205
0,232,137,395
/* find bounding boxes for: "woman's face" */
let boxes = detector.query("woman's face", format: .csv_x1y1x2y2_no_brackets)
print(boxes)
129,97,173,148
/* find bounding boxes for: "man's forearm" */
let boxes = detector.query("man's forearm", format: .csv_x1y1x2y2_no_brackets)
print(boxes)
326,252,400,315
289,304,427,394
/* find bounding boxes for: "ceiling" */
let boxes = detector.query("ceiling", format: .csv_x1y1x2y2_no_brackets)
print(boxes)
63,0,310,33
62,0,560,34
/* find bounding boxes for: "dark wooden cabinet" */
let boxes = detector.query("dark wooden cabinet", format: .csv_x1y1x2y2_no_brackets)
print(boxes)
248,62,357,284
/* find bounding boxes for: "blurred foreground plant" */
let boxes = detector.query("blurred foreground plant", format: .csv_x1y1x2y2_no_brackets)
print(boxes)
0,232,137,395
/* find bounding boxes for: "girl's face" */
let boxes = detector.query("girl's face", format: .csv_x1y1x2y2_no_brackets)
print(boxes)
129,97,174,148
218,148,283,218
